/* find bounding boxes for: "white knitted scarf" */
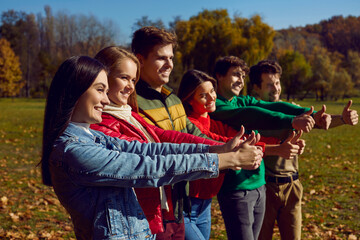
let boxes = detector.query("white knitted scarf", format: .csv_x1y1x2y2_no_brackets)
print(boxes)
103,103,169,211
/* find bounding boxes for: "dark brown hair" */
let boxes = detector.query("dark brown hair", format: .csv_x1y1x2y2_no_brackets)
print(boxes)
41,56,106,186
131,26,177,57
249,60,282,88
214,56,249,79
178,69,217,114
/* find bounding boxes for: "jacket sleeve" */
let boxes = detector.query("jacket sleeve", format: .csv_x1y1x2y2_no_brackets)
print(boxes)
200,130,232,143
254,100,312,116
211,103,296,131
148,124,223,146
60,136,219,188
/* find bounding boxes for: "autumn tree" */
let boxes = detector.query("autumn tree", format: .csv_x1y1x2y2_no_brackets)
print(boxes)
231,15,275,67
346,50,360,92
278,50,312,100
271,28,322,60
305,15,360,56
0,10,39,97
329,68,353,100
132,16,166,31
308,47,336,100
0,38,23,97
175,9,275,74
1,6,120,97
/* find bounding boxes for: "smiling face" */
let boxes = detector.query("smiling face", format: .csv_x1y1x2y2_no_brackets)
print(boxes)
217,66,245,100
71,70,110,124
189,81,217,117
137,43,174,92
255,73,282,102
107,59,137,106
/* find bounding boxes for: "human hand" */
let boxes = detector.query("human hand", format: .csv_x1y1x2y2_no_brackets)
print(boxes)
342,100,358,126
230,140,264,170
220,126,246,153
277,131,300,159
291,130,305,155
314,105,332,130
292,106,315,133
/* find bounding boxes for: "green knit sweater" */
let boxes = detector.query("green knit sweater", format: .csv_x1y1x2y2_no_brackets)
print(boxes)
211,94,311,132
213,94,311,193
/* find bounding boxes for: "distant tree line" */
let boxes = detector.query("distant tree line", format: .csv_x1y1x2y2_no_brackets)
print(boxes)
1,7,359,100
0,6,117,97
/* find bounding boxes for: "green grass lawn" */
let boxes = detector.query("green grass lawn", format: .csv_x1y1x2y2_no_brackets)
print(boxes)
0,98,359,239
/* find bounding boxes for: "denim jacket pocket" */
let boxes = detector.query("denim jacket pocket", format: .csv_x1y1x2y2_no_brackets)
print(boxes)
105,189,152,239
105,196,127,238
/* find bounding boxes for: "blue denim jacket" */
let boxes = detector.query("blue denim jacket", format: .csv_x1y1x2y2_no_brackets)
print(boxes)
49,123,219,239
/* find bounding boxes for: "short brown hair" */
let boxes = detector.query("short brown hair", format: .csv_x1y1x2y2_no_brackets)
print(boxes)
131,26,177,57
95,46,140,112
249,60,282,88
214,56,249,79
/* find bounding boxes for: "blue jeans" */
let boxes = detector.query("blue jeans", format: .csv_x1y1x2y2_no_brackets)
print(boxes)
184,197,212,240
217,185,266,240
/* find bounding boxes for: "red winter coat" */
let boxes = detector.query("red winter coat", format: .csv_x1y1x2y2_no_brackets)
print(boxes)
91,111,221,234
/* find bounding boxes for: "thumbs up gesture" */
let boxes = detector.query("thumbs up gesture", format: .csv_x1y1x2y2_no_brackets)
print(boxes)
291,130,306,155
292,106,315,133
342,100,358,125
314,105,332,130
277,131,303,159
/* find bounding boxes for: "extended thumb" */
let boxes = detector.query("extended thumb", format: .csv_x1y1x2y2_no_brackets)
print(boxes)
284,131,296,142
320,105,326,114
235,126,245,139
305,106,314,115
345,100,352,111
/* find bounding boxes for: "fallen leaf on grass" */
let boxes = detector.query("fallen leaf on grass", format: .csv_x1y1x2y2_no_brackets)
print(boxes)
9,212,20,222
348,234,357,240
1,196,8,208
26,231,37,239
6,230,25,239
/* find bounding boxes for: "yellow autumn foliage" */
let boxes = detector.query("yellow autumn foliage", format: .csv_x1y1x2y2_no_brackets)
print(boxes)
0,38,23,97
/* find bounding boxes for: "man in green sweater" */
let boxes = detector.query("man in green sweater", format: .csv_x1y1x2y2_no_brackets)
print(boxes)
210,56,331,240
249,60,358,240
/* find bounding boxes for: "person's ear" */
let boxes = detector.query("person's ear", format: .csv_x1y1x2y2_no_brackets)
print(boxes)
136,54,144,67
253,84,261,94
215,73,222,81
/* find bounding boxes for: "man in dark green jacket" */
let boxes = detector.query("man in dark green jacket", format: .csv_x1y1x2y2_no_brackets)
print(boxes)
210,56,327,134
211,56,331,240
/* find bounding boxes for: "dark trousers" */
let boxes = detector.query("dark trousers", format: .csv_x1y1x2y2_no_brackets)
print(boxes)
217,185,266,240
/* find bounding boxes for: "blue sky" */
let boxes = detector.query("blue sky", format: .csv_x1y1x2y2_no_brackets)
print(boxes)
1,0,359,44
